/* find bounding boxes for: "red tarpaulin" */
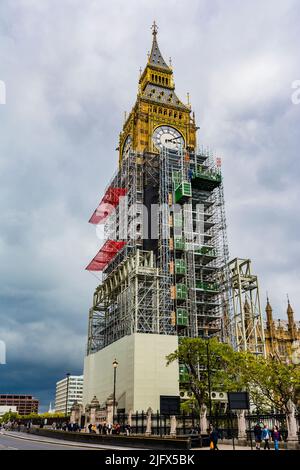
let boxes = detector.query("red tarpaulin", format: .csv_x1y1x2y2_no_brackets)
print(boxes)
89,187,127,225
85,240,126,271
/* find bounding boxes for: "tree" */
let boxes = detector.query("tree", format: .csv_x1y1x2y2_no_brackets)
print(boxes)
0,411,19,423
167,337,300,416
236,352,300,414
166,337,245,413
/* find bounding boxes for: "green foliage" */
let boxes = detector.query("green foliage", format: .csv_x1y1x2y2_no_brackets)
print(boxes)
167,338,300,414
167,337,246,411
236,352,300,413
0,411,65,424
0,411,19,423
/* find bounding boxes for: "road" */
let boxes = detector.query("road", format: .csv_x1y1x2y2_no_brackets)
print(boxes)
0,431,259,451
0,431,133,450
0,432,98,450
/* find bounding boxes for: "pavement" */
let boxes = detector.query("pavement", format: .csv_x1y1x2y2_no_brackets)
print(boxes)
194,443,258,451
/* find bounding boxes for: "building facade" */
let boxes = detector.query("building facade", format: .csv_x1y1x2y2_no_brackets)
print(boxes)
265,299,300,363
0,395,39,415
83,24,230,413
0,405,17,417
55,375,83,414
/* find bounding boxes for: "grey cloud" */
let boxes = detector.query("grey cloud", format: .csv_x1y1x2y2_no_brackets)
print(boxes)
0,0,299,410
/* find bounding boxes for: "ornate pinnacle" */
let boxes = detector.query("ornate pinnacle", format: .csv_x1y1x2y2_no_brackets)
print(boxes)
151,20,158,36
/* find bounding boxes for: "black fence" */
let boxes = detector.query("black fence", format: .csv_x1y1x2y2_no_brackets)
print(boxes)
114,410,238,437
245,413,288,442
114,410,296,441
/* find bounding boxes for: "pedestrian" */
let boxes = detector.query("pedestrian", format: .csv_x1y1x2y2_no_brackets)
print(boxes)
107,422,112,435
261,425,271,450
97,423,102,435
88,423,93,433
115,423,121,435
272,426,281,451
102,423,107,435
125,424,131,436
254,422,262,450
209,426,219,450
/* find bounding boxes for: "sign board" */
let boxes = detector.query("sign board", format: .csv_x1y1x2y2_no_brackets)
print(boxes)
227,392,250,410
160,396,180,415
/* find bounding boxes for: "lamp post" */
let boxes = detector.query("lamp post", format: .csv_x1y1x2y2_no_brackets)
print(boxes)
65,373,71,418
204,335,212,423
112,359,118,422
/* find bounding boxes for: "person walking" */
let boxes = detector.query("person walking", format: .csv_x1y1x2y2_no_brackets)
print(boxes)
209,426,219,450
125,424,131,436
261,425,271,450
273,426,281,451
102,422,107,435
97,423,103,435
254,422,262,450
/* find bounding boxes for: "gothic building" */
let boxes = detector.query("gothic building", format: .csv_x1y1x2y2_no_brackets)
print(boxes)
264,298,300,363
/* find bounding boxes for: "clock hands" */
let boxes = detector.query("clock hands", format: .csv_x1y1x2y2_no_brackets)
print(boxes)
165,136,182,143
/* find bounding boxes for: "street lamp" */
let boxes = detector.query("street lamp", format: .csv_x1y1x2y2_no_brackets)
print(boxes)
204,335,212,423
112,359,118,422
65,372,71,418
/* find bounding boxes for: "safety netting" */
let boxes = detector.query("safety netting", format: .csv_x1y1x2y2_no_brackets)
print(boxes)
89,187,127,225
85,239,126,271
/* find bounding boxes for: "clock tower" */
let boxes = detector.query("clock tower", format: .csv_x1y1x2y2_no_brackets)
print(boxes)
119,21,197,162
83,24,229,414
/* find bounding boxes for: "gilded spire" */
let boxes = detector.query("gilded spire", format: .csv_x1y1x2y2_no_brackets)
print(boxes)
148,21,170,69
287,295,294,322
266,296,273,323
287,294,293,314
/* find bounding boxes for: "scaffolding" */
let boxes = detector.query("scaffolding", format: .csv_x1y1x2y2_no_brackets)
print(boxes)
86,145,230,354
228,258,266,357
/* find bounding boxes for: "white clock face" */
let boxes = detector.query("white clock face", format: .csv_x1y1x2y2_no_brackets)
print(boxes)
122,135,132,159
152,126,184,151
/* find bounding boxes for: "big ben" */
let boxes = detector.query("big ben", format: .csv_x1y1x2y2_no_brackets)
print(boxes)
83,23,228,413
119,21,196,161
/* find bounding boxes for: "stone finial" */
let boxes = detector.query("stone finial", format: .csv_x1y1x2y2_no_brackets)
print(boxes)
91,396,100,406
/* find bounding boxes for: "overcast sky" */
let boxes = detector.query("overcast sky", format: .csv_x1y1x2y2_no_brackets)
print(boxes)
0,0,299,411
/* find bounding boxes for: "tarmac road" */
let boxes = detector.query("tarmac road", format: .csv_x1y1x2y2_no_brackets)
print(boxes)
0,431,133,450
0,432,97,450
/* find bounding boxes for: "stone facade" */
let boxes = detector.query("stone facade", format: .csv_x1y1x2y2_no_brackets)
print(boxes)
264,299,300,363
